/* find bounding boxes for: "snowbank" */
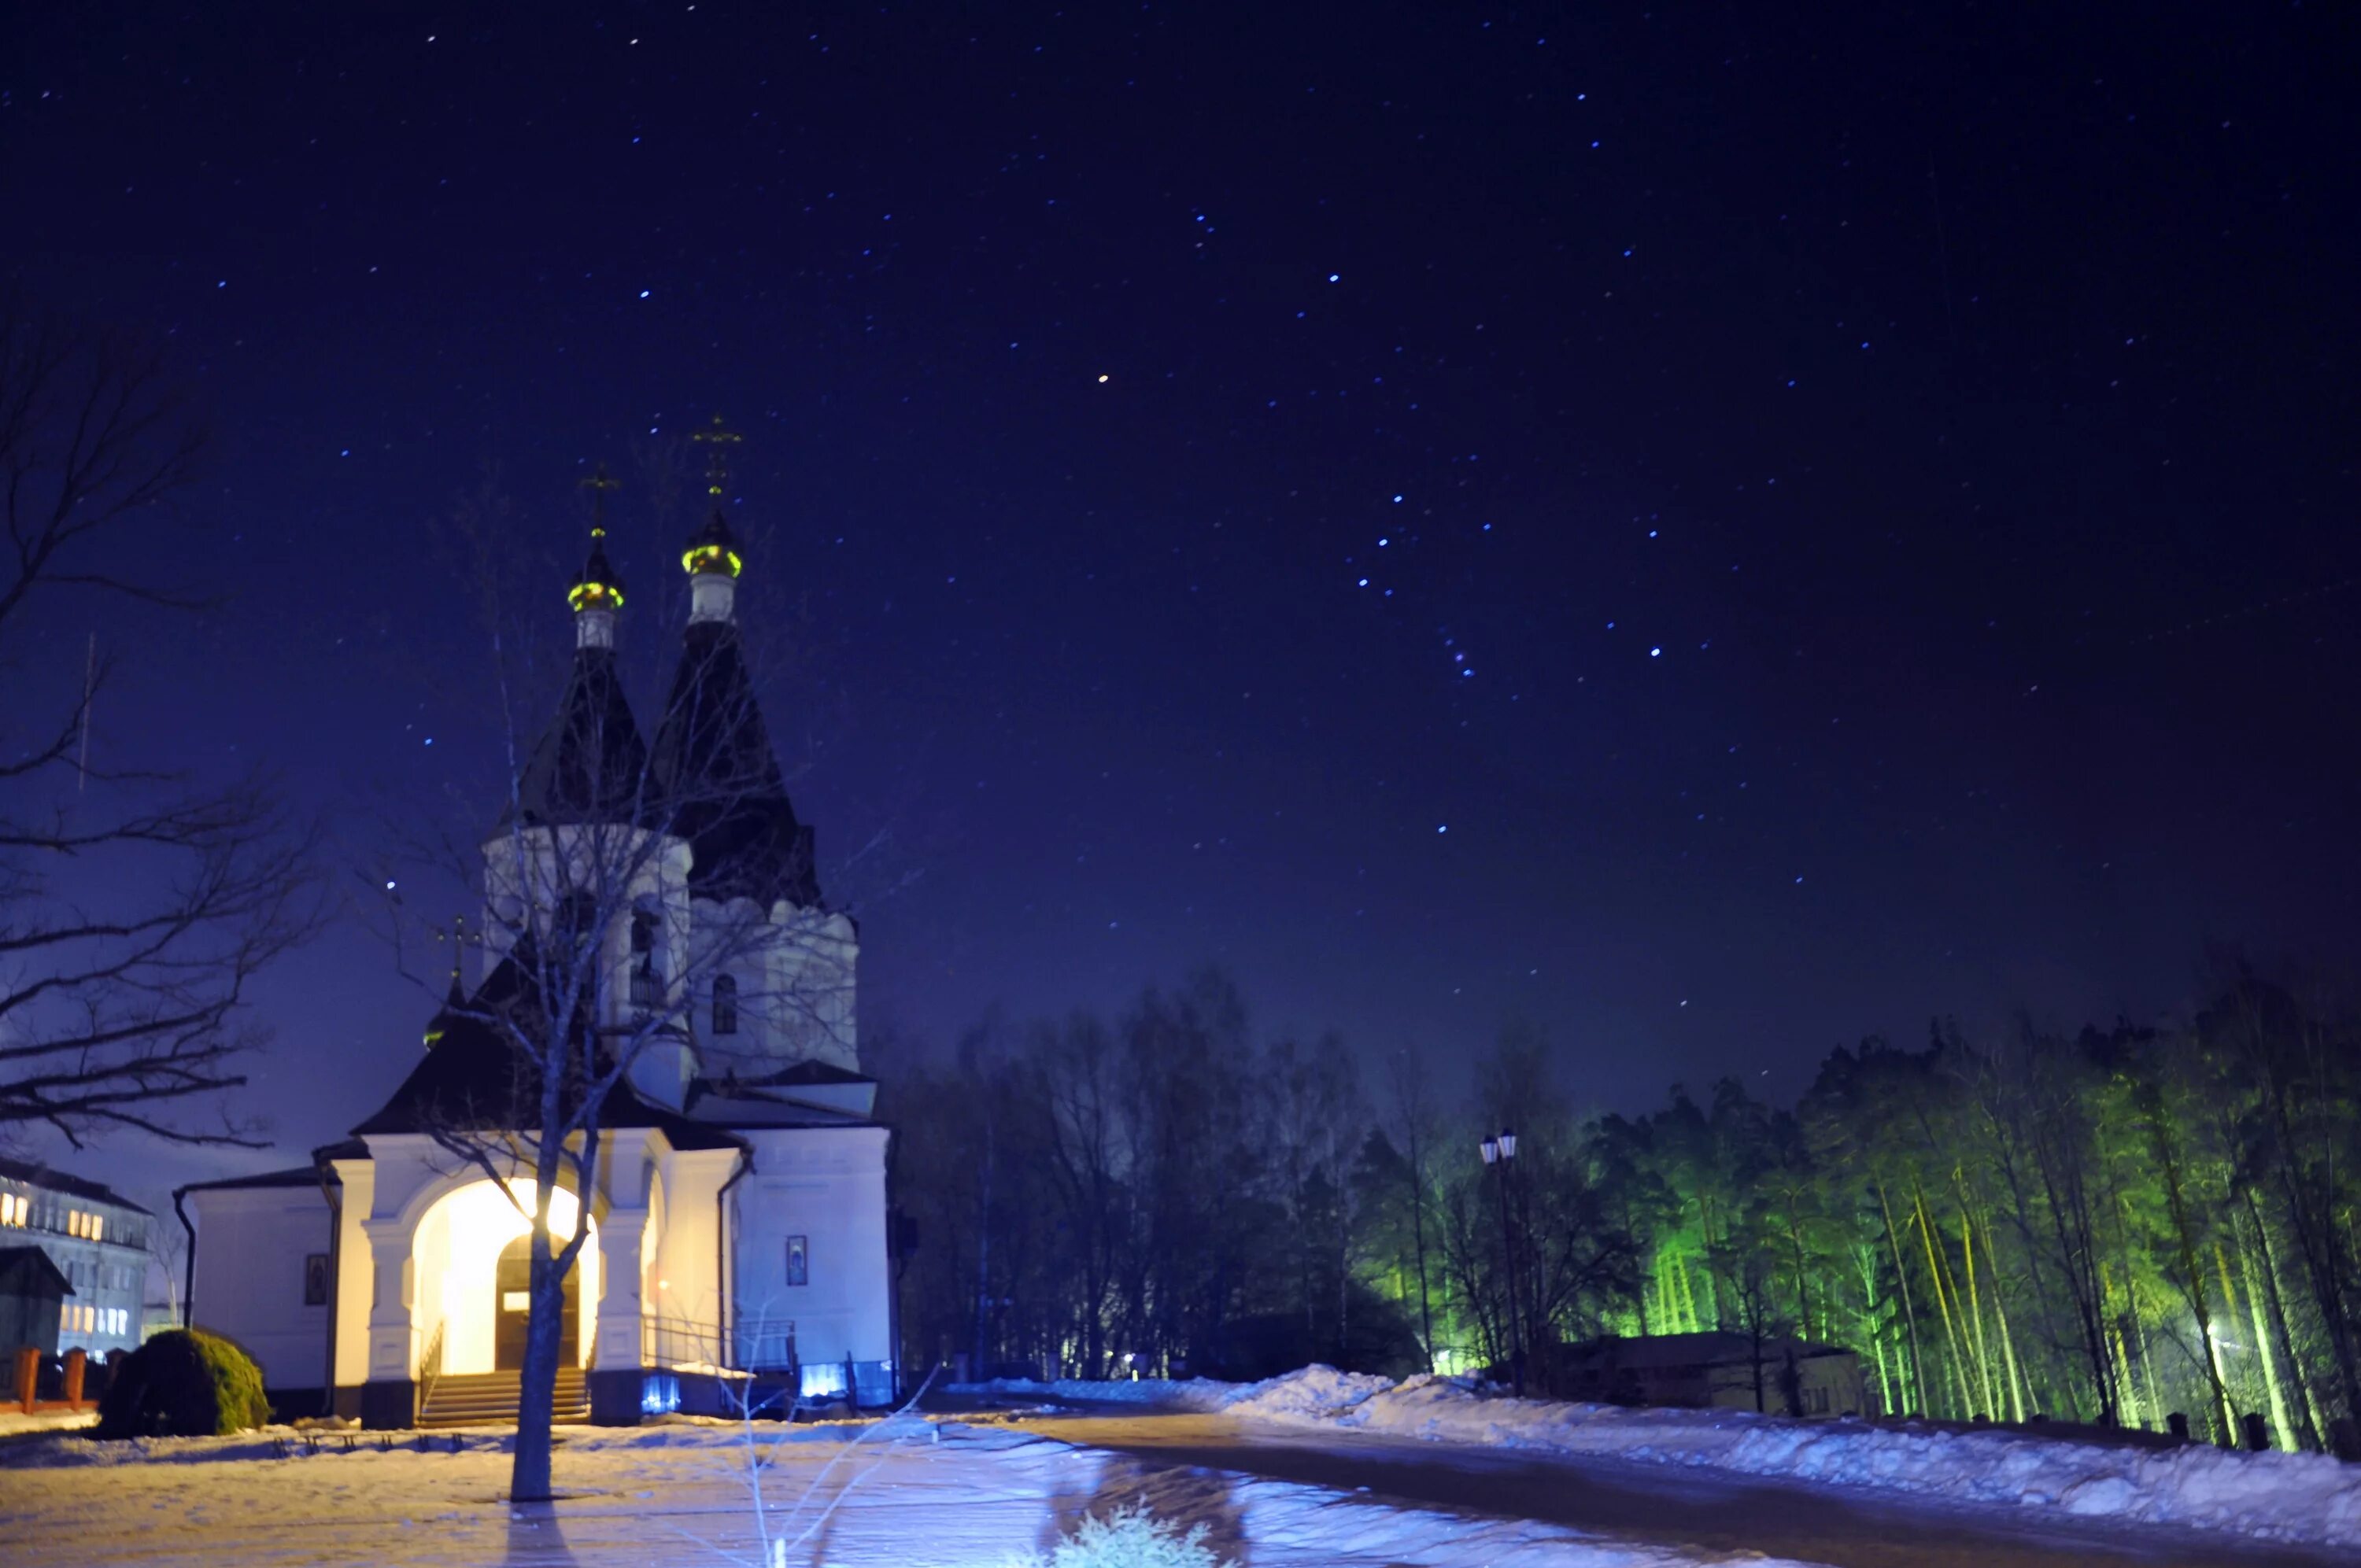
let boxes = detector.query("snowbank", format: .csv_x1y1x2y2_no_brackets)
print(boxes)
946,1374,1238,1410
1225,1368,2361,1549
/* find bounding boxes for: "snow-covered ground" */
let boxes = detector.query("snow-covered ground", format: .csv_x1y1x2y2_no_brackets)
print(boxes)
956,1367,2361,1551
0,1413,1803,1566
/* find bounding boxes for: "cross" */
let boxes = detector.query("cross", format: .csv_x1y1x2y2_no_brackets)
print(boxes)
580,464,620,536
691,414,743,500
433,913,469,983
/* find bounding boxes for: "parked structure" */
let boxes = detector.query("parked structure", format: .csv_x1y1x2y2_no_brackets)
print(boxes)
1558,1330,1870,1418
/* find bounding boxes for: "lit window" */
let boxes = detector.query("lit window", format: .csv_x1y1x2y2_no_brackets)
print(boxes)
712,973,738,1035
89,1213,102,1242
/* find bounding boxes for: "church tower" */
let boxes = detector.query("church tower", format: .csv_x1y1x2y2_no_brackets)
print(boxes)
478,475,692,1055
650,419,859,1083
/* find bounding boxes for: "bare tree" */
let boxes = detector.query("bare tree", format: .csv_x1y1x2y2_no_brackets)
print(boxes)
0,302,319,1147
382,467,863,1502
1384,1048,1440,1373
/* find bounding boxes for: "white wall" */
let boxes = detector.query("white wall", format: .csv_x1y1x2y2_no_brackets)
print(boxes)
730,1127,889,1370
187,1186,334,1392
648,1148,733,1334
477,822,693,1035
684,897,860,1081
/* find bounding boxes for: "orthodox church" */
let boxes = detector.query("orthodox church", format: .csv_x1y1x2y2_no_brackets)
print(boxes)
178,446,891,1427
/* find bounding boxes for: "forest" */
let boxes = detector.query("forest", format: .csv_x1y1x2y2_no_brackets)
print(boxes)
886,965,2361,1452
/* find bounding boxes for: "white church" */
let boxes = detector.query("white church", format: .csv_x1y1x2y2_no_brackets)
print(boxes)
178,459,893,1428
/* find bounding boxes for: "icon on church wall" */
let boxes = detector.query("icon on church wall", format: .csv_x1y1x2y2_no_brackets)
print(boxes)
785,1234,808,1287
303,1253,331,1306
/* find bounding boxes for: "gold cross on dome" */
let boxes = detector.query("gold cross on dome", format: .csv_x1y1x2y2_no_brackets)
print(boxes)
580,465,621,535
691,415,743,499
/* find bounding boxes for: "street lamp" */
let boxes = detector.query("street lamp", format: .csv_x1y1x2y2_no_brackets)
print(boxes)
1481,1126,1524,1397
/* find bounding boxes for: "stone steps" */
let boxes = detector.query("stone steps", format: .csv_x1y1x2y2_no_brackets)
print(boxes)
416,1367,589,1427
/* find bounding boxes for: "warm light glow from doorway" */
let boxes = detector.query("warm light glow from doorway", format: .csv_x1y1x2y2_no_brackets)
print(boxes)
412,1179,600,1376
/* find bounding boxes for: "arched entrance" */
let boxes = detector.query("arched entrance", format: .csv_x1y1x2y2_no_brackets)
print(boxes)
494,1234,580,1370
409,1178,600,1378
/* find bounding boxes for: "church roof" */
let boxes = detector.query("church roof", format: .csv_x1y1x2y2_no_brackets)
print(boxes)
352,947,739,1152
512,644,653,828
686,1058,881,1123
650,619,819,906
174,1164,327,1194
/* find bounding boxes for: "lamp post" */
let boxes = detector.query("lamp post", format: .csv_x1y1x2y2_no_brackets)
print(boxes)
1480,1127,1524,1397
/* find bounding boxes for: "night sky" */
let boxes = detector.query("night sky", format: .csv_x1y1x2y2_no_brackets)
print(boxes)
8,3,2358,1197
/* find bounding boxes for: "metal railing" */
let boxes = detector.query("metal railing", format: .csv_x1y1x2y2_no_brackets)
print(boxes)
734,1317,804,1374
416,1319,448,1413
641,1313,731,1372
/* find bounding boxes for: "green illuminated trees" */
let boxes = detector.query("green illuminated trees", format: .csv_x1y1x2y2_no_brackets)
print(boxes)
890,966,2359,1446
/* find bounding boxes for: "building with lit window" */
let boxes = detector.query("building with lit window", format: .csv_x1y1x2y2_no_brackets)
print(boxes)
0,1156,153,1357
177,456,891,1428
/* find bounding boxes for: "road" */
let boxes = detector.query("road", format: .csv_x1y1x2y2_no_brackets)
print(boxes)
1017,1410,2358,1568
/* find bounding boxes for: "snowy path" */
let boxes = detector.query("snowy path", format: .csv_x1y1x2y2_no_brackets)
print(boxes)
1025,1410,2360,1568
0,1419,1801,1566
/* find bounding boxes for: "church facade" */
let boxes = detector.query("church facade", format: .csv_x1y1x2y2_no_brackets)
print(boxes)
178,474,892,1427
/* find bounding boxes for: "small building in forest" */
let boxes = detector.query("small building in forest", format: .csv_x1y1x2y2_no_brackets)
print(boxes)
1559,1330,1868,1418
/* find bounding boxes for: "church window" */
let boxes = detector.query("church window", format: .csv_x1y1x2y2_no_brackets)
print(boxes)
630,908,658,956
553,891,598,949
712,974,738,1035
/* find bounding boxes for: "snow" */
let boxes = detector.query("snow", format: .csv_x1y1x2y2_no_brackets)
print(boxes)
1131,1367,2361,1551
946,1375,1236,1410
0,1408,98,1437
0,1414,1805,1566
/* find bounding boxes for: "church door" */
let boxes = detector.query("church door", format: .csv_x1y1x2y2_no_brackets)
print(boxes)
493,1235,579,1371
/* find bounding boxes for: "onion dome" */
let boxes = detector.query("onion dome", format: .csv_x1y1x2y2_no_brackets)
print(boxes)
569,530,626,612
681,511,742,579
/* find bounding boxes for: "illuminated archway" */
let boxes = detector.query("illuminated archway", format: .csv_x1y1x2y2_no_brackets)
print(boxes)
410,1179,601,1377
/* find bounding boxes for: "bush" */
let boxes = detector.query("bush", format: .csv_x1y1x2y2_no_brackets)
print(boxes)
1014,1504,1233,1568
94,1328,270,1438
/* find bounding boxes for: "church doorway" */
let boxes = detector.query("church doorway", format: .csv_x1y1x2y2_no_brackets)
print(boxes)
409,1177,601,1378
493,1234,581,1371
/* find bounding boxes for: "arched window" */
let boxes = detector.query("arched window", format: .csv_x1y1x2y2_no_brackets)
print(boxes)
711,973,739,1035
628,906,663,1008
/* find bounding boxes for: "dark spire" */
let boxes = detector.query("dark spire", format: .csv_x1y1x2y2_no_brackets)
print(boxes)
652,422,817,906
569,466,627,616
513,486,653,829
423,917,470,1050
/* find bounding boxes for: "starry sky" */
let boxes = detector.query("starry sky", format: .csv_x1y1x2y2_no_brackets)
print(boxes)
6,2,2359,1194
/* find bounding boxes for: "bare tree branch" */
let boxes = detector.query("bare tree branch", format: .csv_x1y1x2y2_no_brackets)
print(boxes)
0,299,320,1148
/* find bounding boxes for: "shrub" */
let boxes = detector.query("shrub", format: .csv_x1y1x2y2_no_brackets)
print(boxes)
94,1328,270,1438
1015,1503,1233,1568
